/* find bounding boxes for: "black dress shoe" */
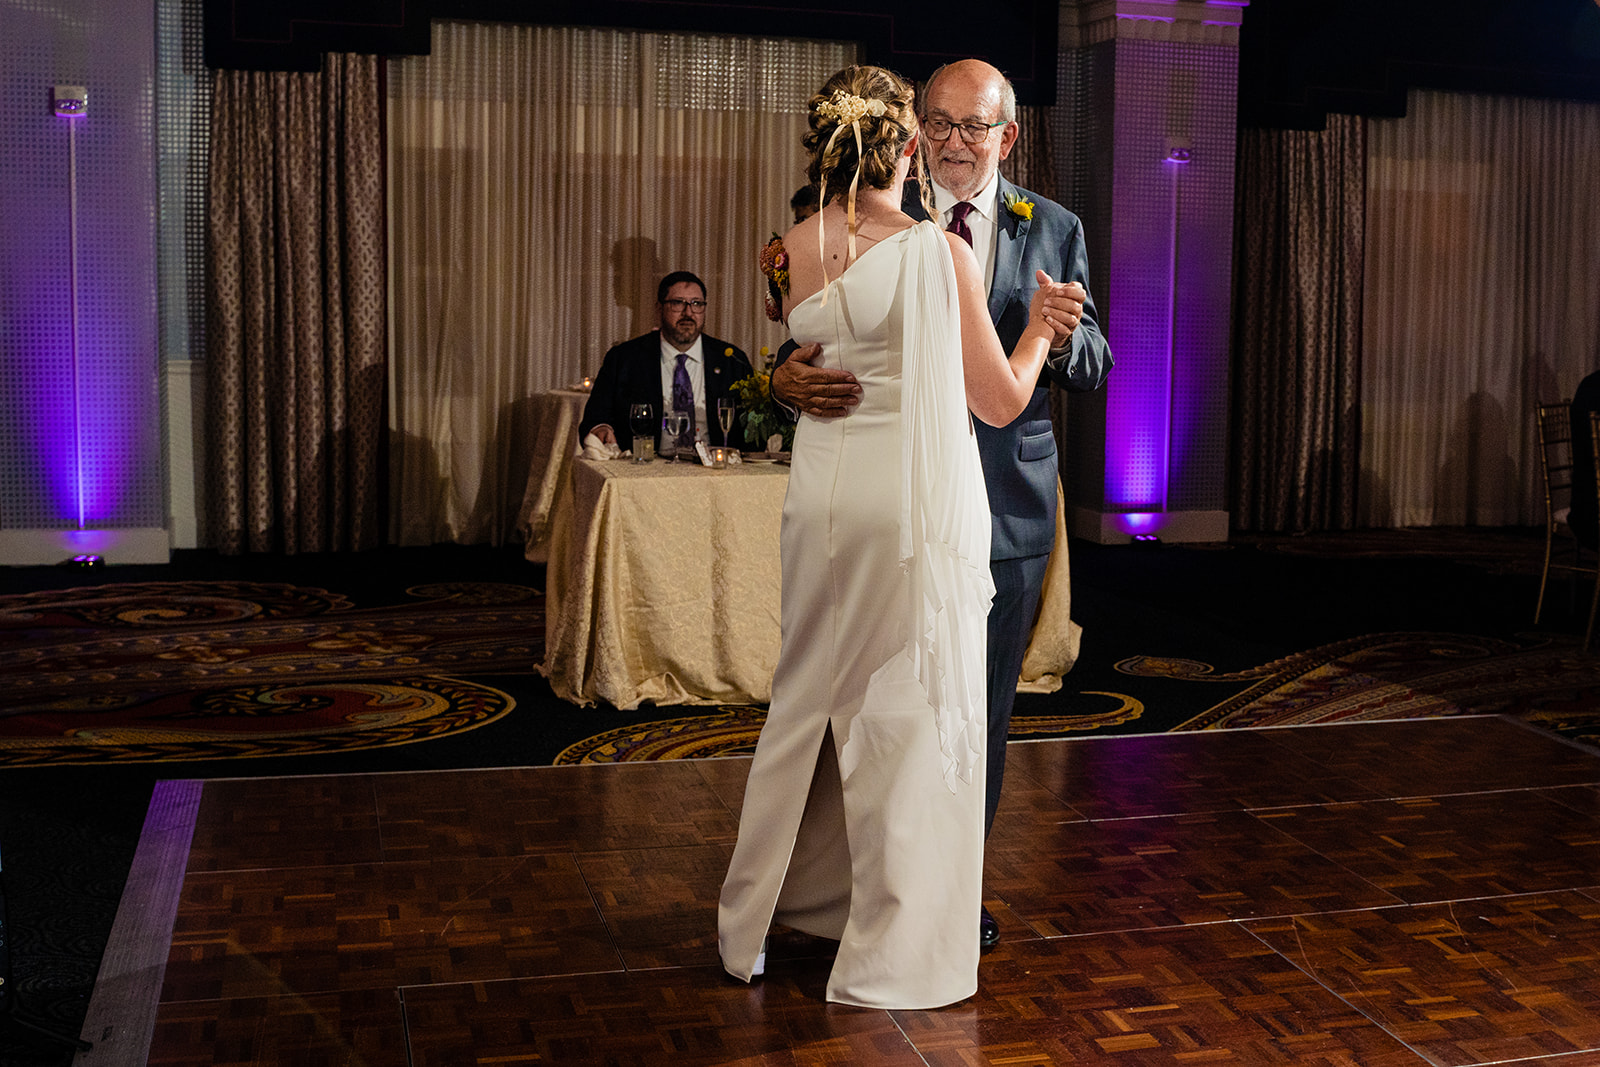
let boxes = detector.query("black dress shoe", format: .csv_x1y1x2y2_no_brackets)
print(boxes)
980,906,999,948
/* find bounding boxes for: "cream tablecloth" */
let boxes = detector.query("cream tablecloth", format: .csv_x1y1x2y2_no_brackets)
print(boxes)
517,388,591,563
543,458,788,708
542,458,1080,709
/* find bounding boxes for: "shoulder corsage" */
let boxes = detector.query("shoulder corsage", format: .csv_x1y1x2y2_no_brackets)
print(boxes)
1002,189,1034,221
759,233,789,323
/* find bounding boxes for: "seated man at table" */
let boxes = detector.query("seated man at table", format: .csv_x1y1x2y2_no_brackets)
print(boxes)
581,270,751,454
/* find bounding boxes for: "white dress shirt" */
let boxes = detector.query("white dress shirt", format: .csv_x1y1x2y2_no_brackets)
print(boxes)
932,168,1002,296
659,334,707,442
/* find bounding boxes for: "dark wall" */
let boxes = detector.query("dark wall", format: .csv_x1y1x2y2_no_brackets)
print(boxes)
204,0,1060,105
1240,0,1600,128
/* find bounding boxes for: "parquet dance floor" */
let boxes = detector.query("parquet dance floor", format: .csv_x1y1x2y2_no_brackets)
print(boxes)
90,715,1600,1065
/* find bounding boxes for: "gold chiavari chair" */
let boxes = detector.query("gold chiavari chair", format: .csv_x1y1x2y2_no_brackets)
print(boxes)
1533,402,1599,649
1585,410,1600,651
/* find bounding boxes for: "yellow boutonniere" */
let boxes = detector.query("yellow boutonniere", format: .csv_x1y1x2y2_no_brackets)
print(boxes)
1002,190,1034,221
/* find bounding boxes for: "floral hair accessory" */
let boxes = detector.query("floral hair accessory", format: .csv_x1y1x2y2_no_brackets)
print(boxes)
814,90,888,126
759,234,789,323
1002,189,1034,221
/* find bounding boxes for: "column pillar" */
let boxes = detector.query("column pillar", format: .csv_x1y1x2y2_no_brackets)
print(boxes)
1054,0,1246,544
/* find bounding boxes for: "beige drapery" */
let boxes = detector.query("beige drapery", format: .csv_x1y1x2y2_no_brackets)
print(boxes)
205,54,386,554
1230,115,1366,533
1362,90,1600,528
385,21,856,546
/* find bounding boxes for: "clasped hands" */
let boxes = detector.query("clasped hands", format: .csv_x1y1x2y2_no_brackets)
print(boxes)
771,270,1085,419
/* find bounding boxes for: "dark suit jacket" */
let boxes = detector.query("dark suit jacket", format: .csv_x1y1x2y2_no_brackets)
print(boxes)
777,179,1112,560
580,332,752,452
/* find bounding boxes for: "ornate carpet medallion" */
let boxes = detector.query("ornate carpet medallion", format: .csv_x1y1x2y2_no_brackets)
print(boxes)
555,706,768,764
0,581,537,765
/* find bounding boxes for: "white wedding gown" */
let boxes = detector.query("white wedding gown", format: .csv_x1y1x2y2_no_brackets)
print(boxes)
718,221,995,1009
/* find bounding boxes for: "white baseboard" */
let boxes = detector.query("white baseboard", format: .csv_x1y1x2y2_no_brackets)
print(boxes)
0,527,171,565
164,359,204,549
1069,507,1231,545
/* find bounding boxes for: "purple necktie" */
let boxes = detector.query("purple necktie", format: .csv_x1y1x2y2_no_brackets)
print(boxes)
671,353,695,451
947,201,975,247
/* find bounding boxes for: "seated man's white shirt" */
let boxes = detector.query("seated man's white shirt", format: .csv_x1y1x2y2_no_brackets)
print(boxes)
659,335,708,443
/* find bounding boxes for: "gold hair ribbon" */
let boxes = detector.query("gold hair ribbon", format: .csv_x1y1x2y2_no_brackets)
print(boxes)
814,91,887,307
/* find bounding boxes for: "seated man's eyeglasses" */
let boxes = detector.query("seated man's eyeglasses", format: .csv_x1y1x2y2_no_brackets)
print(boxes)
662,298,707,312
922,117,1007,145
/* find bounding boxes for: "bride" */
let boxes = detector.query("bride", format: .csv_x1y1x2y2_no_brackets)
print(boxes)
717,64,1076,1010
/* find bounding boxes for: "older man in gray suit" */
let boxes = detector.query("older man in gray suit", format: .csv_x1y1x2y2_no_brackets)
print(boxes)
772,58,1112,949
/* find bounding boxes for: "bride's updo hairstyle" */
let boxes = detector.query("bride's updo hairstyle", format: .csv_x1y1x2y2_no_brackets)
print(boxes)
804,65,916,201
802,65,935,287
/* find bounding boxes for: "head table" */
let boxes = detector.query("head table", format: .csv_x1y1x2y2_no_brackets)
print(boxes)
541,455,1082,710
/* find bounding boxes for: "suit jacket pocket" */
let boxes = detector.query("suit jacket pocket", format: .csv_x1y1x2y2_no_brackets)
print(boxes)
1019,422,1056,462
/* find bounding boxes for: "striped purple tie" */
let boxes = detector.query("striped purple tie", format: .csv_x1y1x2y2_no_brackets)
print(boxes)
672,353,695,451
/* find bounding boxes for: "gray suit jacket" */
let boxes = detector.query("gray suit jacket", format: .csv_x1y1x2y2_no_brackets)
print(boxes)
912,177,1112,559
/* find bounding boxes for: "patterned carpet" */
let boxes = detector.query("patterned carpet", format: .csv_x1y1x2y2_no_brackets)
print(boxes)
550,630,1600,763
3,541,1597,768
0,579,536,766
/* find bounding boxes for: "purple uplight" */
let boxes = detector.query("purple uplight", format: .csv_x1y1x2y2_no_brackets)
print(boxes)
1118,512,1161,533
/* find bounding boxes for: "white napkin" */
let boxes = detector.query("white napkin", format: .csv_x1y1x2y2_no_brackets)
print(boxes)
581,432,622,460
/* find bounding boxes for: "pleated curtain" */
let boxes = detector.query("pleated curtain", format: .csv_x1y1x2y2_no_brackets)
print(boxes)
385,22,856,546
1230,115,1366,534
205,54,386,554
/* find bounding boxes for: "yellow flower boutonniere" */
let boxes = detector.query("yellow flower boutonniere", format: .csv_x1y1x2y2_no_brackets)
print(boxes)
1002,190,1034,222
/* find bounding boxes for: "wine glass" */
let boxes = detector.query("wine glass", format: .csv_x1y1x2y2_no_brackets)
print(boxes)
628,402,654,462
717,399,735,450
664,409,691,461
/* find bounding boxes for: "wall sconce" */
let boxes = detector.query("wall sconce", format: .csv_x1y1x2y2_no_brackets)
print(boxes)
52,85,88,117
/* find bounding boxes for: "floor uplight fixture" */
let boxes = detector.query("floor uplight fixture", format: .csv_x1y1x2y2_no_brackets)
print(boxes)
52,85,88,532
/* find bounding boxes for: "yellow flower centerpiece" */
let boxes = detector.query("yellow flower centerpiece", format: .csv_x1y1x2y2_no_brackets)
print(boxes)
729,363,794,452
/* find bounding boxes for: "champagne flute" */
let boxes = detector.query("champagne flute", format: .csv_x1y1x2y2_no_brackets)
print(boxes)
717,399,735,450
628,402,654,462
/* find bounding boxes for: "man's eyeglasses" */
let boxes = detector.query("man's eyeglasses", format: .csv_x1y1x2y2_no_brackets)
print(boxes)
662,298,707,312
922,117,1007,145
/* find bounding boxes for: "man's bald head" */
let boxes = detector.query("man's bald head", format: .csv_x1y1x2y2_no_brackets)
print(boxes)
920,59,1020,201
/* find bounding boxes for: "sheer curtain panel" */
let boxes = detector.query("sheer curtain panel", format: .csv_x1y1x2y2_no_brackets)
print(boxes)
206,55,386,554
1362,90,1600,528
386,22,855,546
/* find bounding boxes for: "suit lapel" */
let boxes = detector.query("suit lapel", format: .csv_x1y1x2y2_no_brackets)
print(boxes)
989,176,1031,323
643,339,666,423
